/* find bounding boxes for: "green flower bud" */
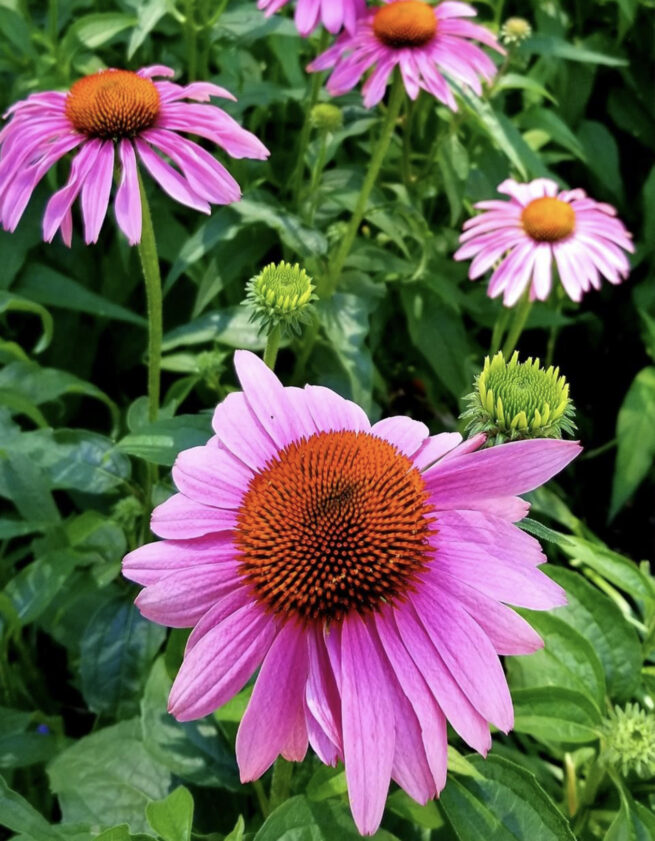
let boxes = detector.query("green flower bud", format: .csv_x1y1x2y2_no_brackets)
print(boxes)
245,261,316,336
461,351,576,445
500,17,532,45
111,496,143,533
310,103,343,133
601,703,655,779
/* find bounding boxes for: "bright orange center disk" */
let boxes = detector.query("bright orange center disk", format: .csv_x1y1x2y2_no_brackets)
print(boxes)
373,0,437,48
65,70,160,140
521,196,576,243
235,430,433,622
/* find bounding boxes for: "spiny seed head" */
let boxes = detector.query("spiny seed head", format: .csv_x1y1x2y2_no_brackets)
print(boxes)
245,261,316,336
601,703,655,779
310,103,343,133
461,351,576,445
500,17,532,45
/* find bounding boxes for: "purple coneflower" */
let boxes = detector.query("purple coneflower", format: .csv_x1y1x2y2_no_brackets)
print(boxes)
0,65,269,245
308,0,504,108
257,0,366,36
454,178,634,305
123,350,580,835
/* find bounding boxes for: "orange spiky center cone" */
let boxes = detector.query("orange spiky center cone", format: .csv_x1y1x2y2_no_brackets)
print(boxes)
65,70,160,140
373,1,437,48
521,197,576,243
235,430,434,623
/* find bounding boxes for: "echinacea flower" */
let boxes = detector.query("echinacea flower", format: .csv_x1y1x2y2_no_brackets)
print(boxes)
454,178,634,306
0,66,269,246
308,0,504,108
257,0,366,36
123,350,580,835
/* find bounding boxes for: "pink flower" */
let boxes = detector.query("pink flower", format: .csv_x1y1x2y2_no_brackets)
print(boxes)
123,350,580,836
307,0,504,108
0,66,269,246
257,0,366,36
454,178,634,306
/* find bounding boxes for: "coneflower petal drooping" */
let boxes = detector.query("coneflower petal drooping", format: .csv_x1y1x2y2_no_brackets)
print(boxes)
123,351,581,836
257,0,367,36
454,178,634,305
0,66,269,246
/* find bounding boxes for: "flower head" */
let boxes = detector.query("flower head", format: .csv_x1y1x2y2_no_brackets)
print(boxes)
245,261,316,335
500,17,532,45
462,352,576,445
454,178,634,306
601,703,655,779
0,66,269,246
257,0,366,36
310,103,344,132
308,0,504,109
123,350,580,835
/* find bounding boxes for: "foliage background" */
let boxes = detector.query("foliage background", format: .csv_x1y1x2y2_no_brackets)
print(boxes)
0,0,654,839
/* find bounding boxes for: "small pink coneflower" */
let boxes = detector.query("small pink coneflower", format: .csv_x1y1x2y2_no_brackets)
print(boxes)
0,66,269,246
308,0,504,108
454,178,634,305
123,350,580,836
257,0,366,35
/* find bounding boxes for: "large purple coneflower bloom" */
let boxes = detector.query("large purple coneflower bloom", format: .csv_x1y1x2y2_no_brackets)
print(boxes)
308,0,504,108
454,178,634,305
123,351,580,835
257,0,366,36
0,66,269,246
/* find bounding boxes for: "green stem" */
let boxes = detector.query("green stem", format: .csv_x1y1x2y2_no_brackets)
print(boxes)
307,129,329,225
324,72,405,296
263,324,282,371
573,758,606,835
269,757,294,813
490,306,511,355
48,0,58,43
185,0,198,81
501,291,532,358
136,175,163,423
252,779,270,818
402,96,416,190
291,30,329,206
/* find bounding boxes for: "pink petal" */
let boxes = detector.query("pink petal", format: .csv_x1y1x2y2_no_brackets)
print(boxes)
172,440,253,509
150,493,236,539
122,533,236,586
115,140,141,245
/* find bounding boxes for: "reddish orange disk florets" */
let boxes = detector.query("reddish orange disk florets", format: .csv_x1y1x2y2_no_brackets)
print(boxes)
521,196,576,243
65,70,160,140
373,0,437,48
235,430,433,622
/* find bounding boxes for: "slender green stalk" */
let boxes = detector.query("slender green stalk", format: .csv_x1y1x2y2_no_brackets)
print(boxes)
48,0,58,44
269,757,294,813
185,0,198,81
323,72,405,296
252,779,270,818
490,305,511,354
501,291,532,357
307,129,329,224
402,97,416,189
290,32,329,206
136,175,163,423
263,324,282,371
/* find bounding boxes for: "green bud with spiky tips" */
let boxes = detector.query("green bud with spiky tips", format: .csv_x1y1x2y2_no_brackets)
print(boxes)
461,351,576,446
245,261,316,338
500,17,532,45
310,103,343,133
600,703,655,779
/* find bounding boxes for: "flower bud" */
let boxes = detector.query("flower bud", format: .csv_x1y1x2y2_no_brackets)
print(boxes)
310,103,344,133
461,351,575,445
500,17,532,45
601,703,655,779
245,261,316,336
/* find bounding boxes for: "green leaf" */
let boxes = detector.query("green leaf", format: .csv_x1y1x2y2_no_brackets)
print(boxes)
306,765,348,801
560,535,655,603
4,550,81,626
145,787,194,841
0,291,53,354
604,775,655,841
520,35,628,66
386,790,445,829
118,415,211,466
80,599,166,719
507,610,606,708
235,191,328,259
495,73,557,104
441,755,575,840
128,0,172,59
610,367,655,519
578,120,623,201
224,816,245,841
0,775,65,841
545,567,642,701
140,658,239,789
162,307,264,352
512,687,602,743
401,284,472,400
0,451,60,523
66,12,136,49
253,796,400,841
47,719,171,833
17,264,146,326
0,708,60,769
